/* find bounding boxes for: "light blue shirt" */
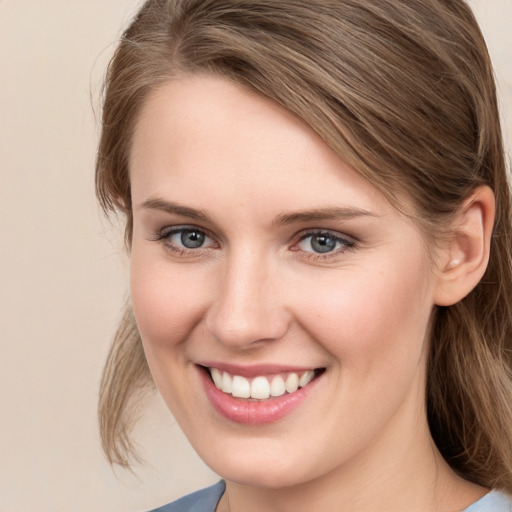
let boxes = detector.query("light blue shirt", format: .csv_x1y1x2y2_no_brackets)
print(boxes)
463,489,512,511
149,482,512,511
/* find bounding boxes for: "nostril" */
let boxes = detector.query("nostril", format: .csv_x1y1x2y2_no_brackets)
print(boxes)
204,273,290,348
205,308,291,349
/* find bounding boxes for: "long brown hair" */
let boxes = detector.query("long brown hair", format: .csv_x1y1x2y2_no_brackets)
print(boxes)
96,0,512,489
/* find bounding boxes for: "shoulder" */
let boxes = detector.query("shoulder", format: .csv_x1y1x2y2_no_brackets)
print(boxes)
463,490,512,512
148,481,226,512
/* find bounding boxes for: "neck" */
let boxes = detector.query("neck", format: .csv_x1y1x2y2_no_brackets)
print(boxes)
218,414,486,512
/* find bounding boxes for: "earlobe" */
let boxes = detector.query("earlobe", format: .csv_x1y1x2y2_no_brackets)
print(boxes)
434,186,495,307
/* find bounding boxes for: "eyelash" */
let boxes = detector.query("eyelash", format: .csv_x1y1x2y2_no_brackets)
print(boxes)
294,230,357,261
151,225,357,260
151,225,218,256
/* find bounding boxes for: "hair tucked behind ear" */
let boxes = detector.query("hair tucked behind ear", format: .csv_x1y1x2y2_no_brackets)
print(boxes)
96,0,512,486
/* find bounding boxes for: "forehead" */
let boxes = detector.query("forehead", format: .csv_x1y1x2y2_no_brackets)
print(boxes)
130,74,394,216
131,74,325,178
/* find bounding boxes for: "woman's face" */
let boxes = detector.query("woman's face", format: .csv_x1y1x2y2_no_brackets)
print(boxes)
129,75,442,488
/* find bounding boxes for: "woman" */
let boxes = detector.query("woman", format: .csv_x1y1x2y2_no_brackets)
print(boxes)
96,0,512,510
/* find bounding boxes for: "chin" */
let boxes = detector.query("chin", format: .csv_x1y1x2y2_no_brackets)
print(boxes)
195,438,317,489
216,464,309,489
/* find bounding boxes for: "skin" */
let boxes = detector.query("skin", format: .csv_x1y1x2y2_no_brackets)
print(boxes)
129,74,487,512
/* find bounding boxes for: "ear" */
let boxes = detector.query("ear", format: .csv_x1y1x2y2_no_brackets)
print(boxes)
434,186,495,306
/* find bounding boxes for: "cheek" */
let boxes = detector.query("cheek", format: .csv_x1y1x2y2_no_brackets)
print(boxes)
295,255,434,371
129,247,209,350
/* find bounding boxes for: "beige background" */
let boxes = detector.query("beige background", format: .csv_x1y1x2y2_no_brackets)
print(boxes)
0,1,510,511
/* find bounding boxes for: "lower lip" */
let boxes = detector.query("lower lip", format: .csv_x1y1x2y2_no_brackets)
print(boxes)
198,367,320,425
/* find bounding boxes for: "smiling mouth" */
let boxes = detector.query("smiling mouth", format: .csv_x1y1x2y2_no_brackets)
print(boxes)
205,367,325,400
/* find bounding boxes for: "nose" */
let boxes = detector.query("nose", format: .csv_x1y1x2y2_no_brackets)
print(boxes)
205,250,290,349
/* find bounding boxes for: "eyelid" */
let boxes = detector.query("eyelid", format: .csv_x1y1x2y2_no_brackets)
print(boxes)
149,224,357,259
153,224,219,253
291,228,357,258
294,228,357,245
157,223,214,237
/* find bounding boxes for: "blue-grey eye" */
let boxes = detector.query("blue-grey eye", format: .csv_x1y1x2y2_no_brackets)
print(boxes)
179,229,206,248
164,227,214,249
298,233,344,254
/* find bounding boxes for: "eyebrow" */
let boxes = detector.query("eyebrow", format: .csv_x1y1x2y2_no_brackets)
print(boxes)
141,197,377,225
274,207,378,226
141,198,211,222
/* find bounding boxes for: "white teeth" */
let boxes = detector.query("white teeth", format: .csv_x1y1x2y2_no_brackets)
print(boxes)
232,375,251,398
210,368,317,400
299,370,315,388
211,368,223,389
285,373,300,393
222,372,233,394
251,376,270,399
270,375,286,397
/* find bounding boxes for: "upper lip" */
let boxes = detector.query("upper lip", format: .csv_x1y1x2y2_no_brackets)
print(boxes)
198,361,321,378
